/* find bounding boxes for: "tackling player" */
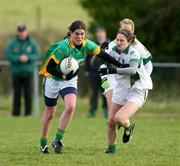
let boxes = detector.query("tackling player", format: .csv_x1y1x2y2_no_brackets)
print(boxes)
98,29,153,153
39,20,123,154
103,18,153,110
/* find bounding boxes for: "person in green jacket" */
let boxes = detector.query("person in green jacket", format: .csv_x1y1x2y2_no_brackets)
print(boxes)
6,24,40,116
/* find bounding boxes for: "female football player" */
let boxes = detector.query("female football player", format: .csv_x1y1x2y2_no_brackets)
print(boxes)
103,18,153,110
98,29,153,153
39,20,122,154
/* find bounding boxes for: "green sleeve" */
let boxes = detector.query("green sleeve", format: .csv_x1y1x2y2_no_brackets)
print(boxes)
86,39,100,55
53,43,69,62
6,41,20,63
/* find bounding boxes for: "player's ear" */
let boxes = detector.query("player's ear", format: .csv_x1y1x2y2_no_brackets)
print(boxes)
70,31,73,35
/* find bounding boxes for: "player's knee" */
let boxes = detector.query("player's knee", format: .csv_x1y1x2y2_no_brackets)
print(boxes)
108,118,116,130
45,107,56,120
65,105,75,114
115,114,126,125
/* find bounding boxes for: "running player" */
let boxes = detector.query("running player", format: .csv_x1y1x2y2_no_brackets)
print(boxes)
39,20,122,154
98,29,153,153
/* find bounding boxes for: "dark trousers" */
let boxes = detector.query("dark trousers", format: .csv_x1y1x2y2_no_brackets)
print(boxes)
88,75,107,112
12,74,33,116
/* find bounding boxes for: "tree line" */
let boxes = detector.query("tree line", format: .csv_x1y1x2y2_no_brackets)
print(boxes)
79,0,180,62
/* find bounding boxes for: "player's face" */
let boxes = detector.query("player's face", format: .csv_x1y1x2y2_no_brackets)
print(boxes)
116,33,130,52
71,29,86,46
119,23,133,34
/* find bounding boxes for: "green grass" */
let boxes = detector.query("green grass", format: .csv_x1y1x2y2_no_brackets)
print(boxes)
0,0,91,32
0,97,180,166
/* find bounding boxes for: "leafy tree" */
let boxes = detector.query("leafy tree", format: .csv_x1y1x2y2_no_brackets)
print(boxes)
79,0,180,62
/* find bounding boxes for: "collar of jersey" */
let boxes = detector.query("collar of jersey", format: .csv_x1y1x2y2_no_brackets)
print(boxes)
70,37,87,49
123,45,130,54
113,45,130,55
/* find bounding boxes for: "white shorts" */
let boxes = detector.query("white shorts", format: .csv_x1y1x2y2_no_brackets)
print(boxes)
104,74,117,95
112,86,148,108
44,77,78,99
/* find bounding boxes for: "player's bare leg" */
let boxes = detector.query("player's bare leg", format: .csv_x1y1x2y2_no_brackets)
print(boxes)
106,103,122,153
115,101,139,143
52,94,77,154
106,90,113,110
40,106,57,153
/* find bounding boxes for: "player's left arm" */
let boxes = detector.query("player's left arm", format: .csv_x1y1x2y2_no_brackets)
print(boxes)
98,61,139,76
144,61,153,75
98,50,140,75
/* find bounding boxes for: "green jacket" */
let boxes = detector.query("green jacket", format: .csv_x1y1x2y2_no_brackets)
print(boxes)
6,36,40,76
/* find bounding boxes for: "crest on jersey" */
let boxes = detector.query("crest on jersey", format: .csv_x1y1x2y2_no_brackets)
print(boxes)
13,47,18,53
27,46,32,53
129,50,135,56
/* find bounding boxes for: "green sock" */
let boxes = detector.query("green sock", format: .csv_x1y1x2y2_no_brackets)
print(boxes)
106,145,116,153
55,128,65,141
40,137,47,148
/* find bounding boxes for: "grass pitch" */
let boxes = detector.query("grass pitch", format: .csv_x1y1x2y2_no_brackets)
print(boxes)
0,97,180,166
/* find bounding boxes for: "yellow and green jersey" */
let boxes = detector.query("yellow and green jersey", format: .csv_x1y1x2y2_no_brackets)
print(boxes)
39,37,100,80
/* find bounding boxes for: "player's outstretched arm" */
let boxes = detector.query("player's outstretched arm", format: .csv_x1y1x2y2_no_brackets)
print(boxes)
98,61,139,76
96,50,122,68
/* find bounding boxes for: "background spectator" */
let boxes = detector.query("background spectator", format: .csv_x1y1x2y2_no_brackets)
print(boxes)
84,25,109,118
6,24,40,116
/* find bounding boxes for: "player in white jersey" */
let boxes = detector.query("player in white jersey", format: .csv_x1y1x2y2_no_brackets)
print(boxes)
102,18,153,112
98,29,153,153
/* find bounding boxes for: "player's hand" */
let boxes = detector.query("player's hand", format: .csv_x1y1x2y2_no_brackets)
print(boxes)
20,55,28,63
64,69,79,81
101,77,110,90
98,67,117,76
100,41,109,50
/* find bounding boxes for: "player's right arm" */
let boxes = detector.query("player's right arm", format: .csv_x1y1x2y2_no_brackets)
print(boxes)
44,44,78,81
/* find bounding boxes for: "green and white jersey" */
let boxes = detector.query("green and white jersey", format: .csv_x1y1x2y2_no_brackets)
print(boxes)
109,45,153,90
39,37,100,80
133,39,152,65
108,38,152,65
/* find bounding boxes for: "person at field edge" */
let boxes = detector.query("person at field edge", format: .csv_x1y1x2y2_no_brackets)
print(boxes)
84,25,108,118
6,24,40,116
39,20,124,154
98,29,153,153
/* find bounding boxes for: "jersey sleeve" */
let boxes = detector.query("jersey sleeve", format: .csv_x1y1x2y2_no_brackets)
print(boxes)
53,43,68,63
85,39,100,56
134,39,152,64
39,42,68,77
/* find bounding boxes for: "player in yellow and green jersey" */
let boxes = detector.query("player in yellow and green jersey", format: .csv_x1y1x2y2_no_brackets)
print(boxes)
39,20,123,154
